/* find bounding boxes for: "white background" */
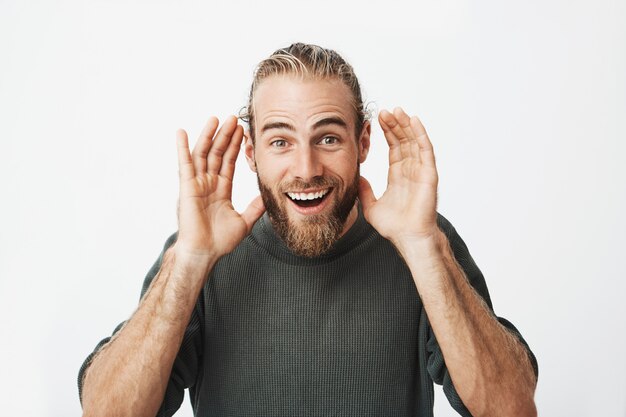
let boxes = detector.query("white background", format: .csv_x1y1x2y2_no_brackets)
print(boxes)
1,0,625,416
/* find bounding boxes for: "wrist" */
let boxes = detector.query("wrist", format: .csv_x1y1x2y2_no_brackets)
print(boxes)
170,243,219,274
393,228,447,260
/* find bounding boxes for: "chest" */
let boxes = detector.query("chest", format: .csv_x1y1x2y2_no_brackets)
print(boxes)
195,252,424,415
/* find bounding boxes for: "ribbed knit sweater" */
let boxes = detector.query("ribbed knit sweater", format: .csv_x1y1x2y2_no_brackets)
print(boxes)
79,208,537,416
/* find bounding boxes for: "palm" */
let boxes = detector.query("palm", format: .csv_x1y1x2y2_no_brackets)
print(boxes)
176,116,264,257
360,108,439,245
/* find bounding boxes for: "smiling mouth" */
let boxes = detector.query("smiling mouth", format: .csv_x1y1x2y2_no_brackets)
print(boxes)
285,188,332,208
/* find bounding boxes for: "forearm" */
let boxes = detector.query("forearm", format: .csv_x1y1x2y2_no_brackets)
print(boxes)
81,246,216,417
398,231,537,417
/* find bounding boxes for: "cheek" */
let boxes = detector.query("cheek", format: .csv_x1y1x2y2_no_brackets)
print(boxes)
332,159,359,181
257,149,290,168
257,169,289,199
256,159,287,183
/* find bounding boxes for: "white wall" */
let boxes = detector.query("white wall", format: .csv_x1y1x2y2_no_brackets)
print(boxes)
1,0,624,416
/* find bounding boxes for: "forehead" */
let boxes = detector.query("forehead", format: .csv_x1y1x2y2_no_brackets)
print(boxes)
253,75,355,131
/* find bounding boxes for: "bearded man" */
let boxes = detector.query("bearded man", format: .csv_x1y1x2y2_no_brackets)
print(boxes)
78,43,538,417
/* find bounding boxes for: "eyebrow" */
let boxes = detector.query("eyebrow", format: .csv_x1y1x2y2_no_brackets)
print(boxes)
260,121,295,134
260,117,348,135
312,117,348,130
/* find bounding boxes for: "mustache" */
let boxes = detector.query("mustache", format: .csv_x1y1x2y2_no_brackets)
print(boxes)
279,176,341,192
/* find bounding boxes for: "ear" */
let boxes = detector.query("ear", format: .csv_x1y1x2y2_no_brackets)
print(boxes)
357,121,371,163
244,130,257,172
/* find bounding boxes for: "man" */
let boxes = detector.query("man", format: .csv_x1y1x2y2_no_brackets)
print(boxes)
78,43,538,417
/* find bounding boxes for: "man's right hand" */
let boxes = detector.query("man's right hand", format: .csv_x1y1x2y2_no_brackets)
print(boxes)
175,116,265,260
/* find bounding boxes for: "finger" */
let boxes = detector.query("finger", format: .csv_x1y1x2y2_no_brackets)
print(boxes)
358,176,377,215
241,195,266,233
191,117,219,174
219,124,244,181
410,116,436,167
378,111,402,163
393,107,421,161
176,129,194,181
207,115,238,176
381,107,413,143
380,109,412,161
379,109,406,145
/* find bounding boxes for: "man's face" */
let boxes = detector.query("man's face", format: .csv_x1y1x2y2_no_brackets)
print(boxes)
245,75,370,257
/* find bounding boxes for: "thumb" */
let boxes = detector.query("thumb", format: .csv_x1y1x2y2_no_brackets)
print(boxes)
358,176,377,214
241,195,266,233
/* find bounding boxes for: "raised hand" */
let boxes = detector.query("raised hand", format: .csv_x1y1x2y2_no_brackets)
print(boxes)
358,107,439,249
175,116,265,258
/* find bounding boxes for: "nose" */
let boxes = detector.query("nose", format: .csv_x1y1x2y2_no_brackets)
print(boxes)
291,145,323,181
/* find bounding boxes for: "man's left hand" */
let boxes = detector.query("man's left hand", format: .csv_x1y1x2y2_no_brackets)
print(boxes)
359,107,440,251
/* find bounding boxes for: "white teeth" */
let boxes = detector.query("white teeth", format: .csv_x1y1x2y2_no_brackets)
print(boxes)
287,189,330,201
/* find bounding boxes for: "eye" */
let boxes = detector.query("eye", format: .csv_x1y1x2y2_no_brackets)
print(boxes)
319,136,339,145
270,139,287,148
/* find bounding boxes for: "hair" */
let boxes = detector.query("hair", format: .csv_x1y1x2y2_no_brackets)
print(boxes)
240,43,369,142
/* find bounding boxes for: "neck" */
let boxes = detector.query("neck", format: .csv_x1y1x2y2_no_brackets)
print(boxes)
339,202,359,238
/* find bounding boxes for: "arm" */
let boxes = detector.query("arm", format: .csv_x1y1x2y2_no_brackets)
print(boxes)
80,116,265,417
358,108,537,417
400,228,537,417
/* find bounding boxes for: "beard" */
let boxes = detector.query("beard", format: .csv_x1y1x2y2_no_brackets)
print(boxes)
257,168,360,258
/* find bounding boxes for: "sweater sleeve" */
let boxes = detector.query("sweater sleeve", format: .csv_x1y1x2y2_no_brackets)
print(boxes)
77,233,204,417
424,213,539,416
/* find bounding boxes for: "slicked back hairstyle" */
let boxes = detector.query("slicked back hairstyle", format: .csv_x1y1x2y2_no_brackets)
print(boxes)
241,43,367,143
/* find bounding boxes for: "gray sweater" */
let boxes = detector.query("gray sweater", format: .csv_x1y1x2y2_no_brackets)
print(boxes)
79,209,537,416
